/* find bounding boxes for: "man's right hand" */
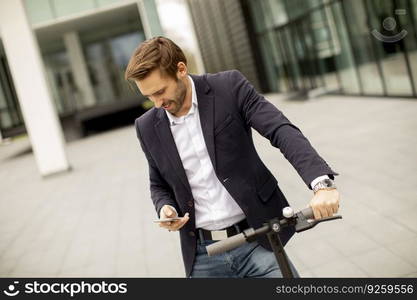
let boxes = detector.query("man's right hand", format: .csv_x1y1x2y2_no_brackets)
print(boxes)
159,205,189,232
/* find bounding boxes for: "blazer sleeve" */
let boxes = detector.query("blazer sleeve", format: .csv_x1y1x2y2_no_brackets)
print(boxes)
135,118,179,217
229,70,339,189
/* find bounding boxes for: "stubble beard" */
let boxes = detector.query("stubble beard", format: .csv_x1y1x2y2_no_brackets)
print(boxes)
169,79,187,116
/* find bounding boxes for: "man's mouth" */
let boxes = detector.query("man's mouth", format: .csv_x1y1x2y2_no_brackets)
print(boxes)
162,102,171,110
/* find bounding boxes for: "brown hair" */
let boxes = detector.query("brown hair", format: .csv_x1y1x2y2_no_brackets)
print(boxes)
124,36,187,81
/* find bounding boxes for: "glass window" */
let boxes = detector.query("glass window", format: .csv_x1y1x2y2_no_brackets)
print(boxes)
267,0,288,27
343,0,384,95
85,42,117,104
109,32,144,68
367,0,413,96
259,33,279,92
413,0,417,35
260,0,274,30
109,32,145,97
44,51,79,113
270,31,290,92
275,30,296,90
414,0,417,24
0,52,23,129
396,0,417,96
265,31,289,92
0,80,12,128
289,24,314,90
282,27,303,90
283,0,323,20
207,1,236,70
331,2,360,94
84,30,145,104
299,15,325,89
316,5,340,91
248,0,267,33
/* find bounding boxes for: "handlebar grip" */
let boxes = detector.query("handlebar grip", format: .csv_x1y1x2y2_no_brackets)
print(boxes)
300,207,314,219
206,233,247,256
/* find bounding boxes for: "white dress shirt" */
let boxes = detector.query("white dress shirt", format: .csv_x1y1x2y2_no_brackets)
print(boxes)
165,76,328,230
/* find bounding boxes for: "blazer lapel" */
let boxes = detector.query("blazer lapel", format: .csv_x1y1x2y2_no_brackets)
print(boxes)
191,74,217,172
153,74,217,195
154,109,191,193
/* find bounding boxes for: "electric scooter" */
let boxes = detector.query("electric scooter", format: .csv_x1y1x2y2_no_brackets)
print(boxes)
206,206,342,278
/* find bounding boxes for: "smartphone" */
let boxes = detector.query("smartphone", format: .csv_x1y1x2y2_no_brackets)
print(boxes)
153,217,182,223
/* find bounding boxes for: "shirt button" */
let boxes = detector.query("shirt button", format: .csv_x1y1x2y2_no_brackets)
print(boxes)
189,231,195,237
187,201,193,207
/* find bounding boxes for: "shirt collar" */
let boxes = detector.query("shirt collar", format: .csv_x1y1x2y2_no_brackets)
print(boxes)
166,75,197,126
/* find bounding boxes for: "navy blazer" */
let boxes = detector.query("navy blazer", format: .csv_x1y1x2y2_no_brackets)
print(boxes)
135,70,338,277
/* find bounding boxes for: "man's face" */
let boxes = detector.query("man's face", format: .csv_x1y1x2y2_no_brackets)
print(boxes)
135,68,187,116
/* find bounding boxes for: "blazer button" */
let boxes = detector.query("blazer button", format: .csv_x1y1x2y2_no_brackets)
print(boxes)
187,201,193,207
189,231,195,237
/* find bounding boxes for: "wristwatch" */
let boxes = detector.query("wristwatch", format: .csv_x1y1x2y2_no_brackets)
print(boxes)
313,178,337,193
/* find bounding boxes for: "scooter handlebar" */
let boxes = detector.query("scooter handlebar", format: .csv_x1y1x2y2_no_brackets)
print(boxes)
206,207,321,256
206,232,247,256
300,207,314,219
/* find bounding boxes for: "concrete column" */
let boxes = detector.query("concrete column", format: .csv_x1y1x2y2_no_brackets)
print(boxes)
0,0,70,176
137,0,164,38
63,31,96,108
155,0,205,74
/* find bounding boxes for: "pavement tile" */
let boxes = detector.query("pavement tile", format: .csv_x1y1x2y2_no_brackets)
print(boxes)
348,248,416,277
1,94,416,278
384,235,417,268
309,258,368,277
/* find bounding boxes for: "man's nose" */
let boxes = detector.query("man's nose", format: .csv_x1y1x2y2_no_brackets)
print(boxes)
150,96,163,108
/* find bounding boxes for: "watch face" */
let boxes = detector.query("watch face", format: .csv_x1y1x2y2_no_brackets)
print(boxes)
324,179,333,187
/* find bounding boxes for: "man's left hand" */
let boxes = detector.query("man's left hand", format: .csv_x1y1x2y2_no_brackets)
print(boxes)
309,189,340,219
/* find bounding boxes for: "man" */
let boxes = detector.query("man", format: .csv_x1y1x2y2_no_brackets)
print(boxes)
125,36,340,278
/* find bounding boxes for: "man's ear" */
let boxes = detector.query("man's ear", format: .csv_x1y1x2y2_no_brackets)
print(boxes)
177,62,187,77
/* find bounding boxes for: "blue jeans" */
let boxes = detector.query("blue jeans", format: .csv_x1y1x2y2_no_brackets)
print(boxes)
189,238,300,278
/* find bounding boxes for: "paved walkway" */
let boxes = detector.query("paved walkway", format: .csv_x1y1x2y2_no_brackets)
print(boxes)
0,93,416,277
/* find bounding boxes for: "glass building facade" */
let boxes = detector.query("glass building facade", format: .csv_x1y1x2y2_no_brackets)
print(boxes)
0,41,23,136
2,0,416,139
40,13,145,116
29,0,147,120
0,0,161,139
243,0,417,98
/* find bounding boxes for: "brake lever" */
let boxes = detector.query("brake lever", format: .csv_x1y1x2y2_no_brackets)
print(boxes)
295,214,342,233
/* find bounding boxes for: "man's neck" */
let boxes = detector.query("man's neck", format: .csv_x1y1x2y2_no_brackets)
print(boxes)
173,76,192,117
